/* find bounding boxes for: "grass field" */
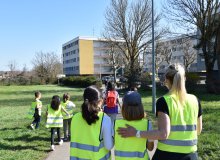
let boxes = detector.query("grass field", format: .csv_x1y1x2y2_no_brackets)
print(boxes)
0,85,219,160
0,85,84,160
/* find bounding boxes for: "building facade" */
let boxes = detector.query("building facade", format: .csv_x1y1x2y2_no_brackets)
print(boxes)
62,36,124,76
145,34,206,74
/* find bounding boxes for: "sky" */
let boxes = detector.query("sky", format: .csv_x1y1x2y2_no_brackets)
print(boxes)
0,0,163,71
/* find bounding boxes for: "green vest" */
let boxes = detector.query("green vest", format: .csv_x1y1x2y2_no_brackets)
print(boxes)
61,100,74,119
26,100,42,119
70,112,111,160
158,94,199,153
114,119,150,160
46,105,63,128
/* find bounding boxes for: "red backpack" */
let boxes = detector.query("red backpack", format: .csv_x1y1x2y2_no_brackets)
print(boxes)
106,91,117,108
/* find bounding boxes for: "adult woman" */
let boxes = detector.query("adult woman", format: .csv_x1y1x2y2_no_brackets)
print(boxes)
70,86,113,160
118,64,202,160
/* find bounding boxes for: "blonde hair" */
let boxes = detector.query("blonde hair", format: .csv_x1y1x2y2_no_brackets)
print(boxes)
165,63,187,105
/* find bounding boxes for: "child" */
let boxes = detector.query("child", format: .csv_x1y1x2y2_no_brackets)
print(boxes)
70,86,113,159
61,93,75,141
103,82,121,124
114,91,154,159
46,95,69,151
28,91,42,129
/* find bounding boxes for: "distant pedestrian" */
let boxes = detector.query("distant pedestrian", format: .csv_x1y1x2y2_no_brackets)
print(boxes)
27,91,42,129
103,82,121,123
70,86,113,160
46,95,69,151
61,93,76,141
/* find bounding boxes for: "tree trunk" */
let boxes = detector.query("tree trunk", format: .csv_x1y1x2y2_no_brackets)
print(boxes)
113,66,117,84
215,26,220,94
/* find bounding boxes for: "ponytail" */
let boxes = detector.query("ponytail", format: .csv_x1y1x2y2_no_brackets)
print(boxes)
165,64,187,105
81,86,102,125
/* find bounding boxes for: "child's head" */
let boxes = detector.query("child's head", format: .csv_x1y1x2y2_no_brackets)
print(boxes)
51,95,61,111
35,91,41,99
63,93,70,102
107,82,115,91
122,91,144,121
81,86,103,125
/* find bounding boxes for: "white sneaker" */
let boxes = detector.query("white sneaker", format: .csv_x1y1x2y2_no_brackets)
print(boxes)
30,124,35,130
51,145,55,151
58,139,63,145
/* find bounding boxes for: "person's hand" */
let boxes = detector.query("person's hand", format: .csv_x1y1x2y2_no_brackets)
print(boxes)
117,124,137,138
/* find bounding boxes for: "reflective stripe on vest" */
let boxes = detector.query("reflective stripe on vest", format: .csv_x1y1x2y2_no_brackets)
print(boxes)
46,105,63,128
70,152,111,160
115,150,147,158
159,139,197,146
158,94,199,153
70,112,111,160
114,119,149,160
171,124,197,131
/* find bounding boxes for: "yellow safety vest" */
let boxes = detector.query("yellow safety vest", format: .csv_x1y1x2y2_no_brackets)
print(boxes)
46,105,63,128
26,100,42,119
158,94,199,153
61,100,74,119
70,112,111,160
114,119,150,160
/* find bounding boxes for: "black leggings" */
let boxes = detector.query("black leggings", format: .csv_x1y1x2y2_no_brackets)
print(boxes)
152,149,198,160
51,128,61,145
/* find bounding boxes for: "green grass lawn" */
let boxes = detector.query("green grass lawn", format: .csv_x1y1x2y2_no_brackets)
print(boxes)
0,85,84,160
0,85,219,160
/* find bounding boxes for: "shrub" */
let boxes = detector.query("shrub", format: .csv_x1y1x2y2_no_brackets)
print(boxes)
140,72,152,89
60,76,102,88
186,72,200,91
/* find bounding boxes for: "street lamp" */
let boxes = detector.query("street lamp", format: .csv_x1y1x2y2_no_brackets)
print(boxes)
151,0,156,114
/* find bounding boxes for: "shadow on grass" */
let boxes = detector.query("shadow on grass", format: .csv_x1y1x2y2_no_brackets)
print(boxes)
0,142,50,152
0,127,23,131
4,134,50,142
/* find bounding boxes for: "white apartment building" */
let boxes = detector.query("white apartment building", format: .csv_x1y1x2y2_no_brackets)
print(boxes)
62,36,124,76
145,34,206,74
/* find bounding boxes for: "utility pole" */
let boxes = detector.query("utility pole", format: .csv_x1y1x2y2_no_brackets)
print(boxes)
151,0,156,114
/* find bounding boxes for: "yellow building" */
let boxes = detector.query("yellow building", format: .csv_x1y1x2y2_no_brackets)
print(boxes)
62,36,124,76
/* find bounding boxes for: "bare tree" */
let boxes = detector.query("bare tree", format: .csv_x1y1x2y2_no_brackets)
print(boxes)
180,38,197,72
32,51,62,84
8,60,18,78
103,42,126,83
104,0,165,87
164,0,220,93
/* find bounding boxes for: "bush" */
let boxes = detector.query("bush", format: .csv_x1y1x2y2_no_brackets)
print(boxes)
140,72,152,88
186,72,200,91
60,76,102,88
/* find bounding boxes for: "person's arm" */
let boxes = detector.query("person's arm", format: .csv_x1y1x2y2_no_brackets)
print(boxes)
117,112,170,140
147,141,154,151
197,115,202,135
146,121,154,151
197,98,202,135
102,115,114,150
36,103,42,109
61,106,69,115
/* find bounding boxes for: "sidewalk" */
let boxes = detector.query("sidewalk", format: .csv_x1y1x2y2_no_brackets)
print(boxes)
45,139,157,160
45,142,70,160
